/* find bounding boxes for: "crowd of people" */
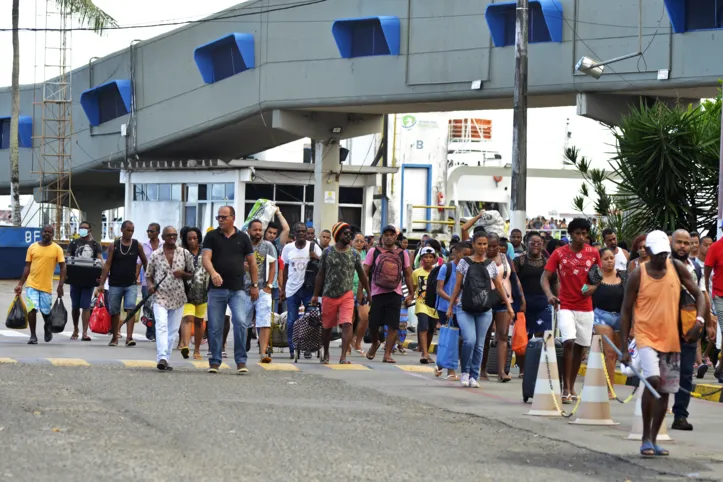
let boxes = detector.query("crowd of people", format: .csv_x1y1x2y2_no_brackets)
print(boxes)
13,206,723,456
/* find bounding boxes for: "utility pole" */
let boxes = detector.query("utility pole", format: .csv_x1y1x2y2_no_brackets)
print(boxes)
510,0,529,234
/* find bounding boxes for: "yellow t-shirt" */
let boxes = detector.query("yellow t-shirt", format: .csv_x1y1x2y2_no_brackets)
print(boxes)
413,266,438,319
26,242,65,294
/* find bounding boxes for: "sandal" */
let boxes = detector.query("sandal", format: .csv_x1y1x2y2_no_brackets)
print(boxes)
479,372,490,381
561,394,572,404
420,358,430,364
382,357,396,364
445,374,460,381
355,348,366,356
180,347,189,359
366,341,381,361
339,359,351,365
434,367,443,377
193,352,202,360
397,347,407,355
640,441,656,457
81,335,92,342
70,333,79,340
321,358,330,365
126,339,137,347
108,339,118,347
261,356,272,364
653,444,669,456
498,374,512,383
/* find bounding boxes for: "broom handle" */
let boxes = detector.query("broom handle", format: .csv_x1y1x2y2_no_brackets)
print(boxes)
601,334,661,399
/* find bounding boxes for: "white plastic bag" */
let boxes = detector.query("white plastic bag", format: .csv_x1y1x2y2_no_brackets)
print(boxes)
478,210,506,235
242,199,277,232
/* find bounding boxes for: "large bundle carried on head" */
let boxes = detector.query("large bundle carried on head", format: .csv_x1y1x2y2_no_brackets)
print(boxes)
478,210,505,235
242,199,277,232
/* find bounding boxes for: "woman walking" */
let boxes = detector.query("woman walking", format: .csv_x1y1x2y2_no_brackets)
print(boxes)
584,247,626,398
179,227,209,360
447,232,514,388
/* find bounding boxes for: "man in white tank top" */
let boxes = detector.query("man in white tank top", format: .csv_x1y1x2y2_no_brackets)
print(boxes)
602,228,629,271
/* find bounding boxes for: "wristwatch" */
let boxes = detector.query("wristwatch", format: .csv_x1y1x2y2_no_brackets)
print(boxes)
251,282,258,288
695,316,705,325
267,284,274,290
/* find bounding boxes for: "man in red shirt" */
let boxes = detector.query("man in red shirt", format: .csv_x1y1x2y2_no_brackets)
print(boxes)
541,218,601,402
703,230,723,381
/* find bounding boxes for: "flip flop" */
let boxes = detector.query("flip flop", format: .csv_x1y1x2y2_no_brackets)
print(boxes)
653,444,669,456
420,358,430,364
562,394,572,404
640,441,656,457
355,349,367,357
434,367,444,377
70,333,79,340
108,340,118,347
81,336,91,342
321,359,330,365
126,340,137,347
180,347,189,359
339,359,351,364
193,353,202,360
383,358,396,364
445,374,460,381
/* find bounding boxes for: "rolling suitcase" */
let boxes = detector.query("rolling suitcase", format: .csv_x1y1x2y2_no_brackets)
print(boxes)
486,336,513,375
65,256,103,287
521,337,564,403
292,307,323,362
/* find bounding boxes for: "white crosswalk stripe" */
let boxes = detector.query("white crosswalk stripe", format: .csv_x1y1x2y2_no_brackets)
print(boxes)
0,329,149,341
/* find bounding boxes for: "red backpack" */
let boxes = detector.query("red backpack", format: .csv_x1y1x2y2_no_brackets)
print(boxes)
371,247,405,290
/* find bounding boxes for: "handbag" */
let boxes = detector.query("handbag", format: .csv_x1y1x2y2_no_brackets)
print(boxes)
89,292,111,334
511,313,529,356
436,315,460,370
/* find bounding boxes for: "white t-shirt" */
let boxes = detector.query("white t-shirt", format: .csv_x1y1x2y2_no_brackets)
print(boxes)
281,241,323,298
614,248,628,271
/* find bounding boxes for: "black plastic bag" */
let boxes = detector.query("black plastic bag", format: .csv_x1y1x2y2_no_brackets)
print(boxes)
6,296,28,329
49,298,68,334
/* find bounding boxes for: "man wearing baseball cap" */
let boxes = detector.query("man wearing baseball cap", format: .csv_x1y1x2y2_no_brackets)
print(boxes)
363,224,414,363
620,230,706,457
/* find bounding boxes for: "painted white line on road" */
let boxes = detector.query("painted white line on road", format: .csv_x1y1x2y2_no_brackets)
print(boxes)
0,330,27,337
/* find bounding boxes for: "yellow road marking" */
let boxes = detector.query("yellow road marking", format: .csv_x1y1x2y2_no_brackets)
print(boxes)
0,358,18,364
47,358,90,367
396,365,435,373
257,363,299,371
121,360,158,368
325,363,369,370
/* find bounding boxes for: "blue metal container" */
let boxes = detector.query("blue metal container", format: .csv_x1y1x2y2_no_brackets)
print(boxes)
0,227,42,279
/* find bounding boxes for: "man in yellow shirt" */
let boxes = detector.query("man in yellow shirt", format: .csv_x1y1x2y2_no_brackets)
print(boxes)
15,225,66,344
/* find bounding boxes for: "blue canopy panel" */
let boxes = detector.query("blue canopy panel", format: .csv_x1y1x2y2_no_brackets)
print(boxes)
80,80,132,127
194,33,255,84
485,0,563,47
664,0,722,33
0,115,33,149
332,16,401,58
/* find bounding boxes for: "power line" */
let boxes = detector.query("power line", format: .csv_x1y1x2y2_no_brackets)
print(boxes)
2,5,675,33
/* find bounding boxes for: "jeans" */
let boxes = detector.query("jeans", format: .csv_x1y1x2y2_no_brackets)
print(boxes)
456,309,494,380
672,340,696,420
153,304,184,364
286,287,312,352
207,289,248,366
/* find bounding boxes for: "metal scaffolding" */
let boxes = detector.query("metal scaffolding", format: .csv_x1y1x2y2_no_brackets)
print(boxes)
32,0,79,234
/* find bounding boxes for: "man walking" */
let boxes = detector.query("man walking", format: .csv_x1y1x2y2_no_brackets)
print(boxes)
670,230,714,430
509,229,525,258
66,221,103,341
602,228,629,271
15,225,66,344
312,222,370,364
281,222,322,357
620,230,706,456
140,223,162,341
363,225,414,363
97,221,148,347
319,229,332,250
202,206,259,374
542,218,601,403
242,219,277,363
146,226,193,370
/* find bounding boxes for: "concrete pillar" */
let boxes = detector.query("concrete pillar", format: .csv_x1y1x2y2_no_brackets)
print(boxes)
312,140,340,233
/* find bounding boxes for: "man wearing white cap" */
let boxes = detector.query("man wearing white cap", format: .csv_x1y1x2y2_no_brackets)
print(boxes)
620,230,706,457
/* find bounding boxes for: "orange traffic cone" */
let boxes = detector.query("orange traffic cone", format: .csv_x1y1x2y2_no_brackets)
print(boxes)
627,387,672,441
527,331,563,417
570,334,618,426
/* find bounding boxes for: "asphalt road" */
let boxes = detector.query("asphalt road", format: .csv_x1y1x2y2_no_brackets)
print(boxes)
0,362,718,482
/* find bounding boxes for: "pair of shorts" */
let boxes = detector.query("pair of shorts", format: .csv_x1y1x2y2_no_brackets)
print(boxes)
240,290,273,328
183,302,207,319
592,307,621,331
25,287,52,315
637,347,681,394
108,285,138,316
558,309,594,347
417,313,439,332
322,291,354,329
70,285,94,310
370,292,403,331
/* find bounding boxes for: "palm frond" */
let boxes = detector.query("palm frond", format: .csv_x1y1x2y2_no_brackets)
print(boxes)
55,0,118,33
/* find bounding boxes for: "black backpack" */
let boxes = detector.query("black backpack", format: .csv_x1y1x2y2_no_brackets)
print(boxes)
425,262,452,309
303,242,320,292
461,257,501,314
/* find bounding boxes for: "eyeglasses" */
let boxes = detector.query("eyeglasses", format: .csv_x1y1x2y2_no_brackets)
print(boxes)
216,215,230,221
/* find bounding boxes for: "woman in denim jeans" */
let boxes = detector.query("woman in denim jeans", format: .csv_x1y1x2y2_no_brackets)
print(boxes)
584,247,626,398
446,231,514,389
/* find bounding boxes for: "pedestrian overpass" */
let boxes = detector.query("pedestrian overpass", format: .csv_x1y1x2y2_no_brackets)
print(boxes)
0,0,719,227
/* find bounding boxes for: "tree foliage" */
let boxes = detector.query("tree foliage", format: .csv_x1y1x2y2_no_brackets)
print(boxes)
566,93,721,240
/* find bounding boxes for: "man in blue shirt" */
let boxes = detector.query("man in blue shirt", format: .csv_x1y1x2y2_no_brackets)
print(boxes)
433,241,472,380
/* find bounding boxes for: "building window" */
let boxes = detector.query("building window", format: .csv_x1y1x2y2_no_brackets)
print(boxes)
685,0,723,31
133,183,182,202
182,183,236,230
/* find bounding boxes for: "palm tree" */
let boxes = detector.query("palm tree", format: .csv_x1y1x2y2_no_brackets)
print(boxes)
9,0,117,226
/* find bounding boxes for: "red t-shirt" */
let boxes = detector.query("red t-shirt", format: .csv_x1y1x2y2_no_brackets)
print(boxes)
544,244,601,312
705,238,723,297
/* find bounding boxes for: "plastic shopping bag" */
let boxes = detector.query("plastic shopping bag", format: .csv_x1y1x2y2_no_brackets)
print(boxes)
89,292,111,334
49,298,68,333
436,316,460,370
6,295,28,329
511,313,529,356
242,199,277,232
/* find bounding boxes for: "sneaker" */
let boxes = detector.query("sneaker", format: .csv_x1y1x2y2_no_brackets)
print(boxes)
696,364,708,379
460,373,470,387
671,417,693,431
237,364,249,375
43,321,53,343
469,378,480,388
27,335,38,345
157,359,168,371
208,365,220,374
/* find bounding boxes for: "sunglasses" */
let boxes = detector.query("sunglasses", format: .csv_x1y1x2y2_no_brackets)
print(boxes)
216,215,231,221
